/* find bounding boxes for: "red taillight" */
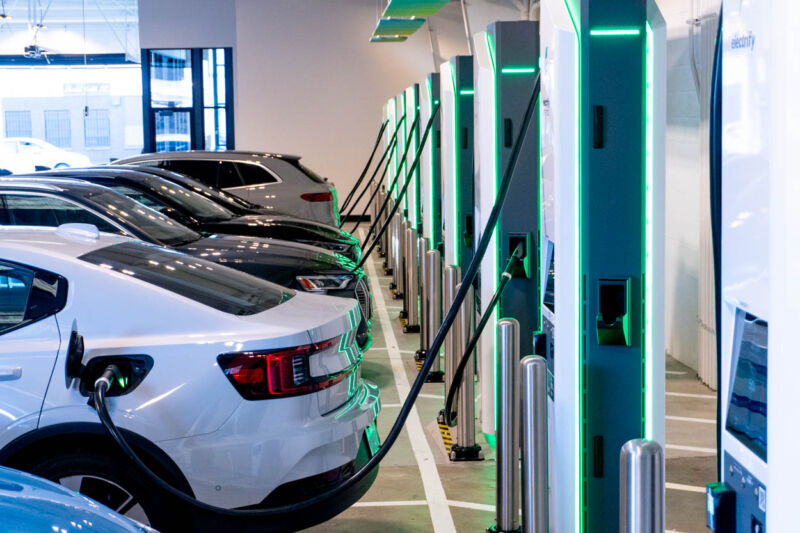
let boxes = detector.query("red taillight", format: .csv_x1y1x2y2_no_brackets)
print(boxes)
301,192,334,202
218,337,351,400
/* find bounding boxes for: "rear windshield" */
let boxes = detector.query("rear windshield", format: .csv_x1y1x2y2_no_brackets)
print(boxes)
265,157,326,185
80,242,294,315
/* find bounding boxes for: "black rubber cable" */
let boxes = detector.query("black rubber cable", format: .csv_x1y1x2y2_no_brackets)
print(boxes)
348,130,401,235
443,245,523,427
355,105,437,269
359,111,421,247
340,120,388,213
91,74,540,517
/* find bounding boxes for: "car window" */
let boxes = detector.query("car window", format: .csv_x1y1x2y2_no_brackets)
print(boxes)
146,179,233,220
262,157,325,186
106,184,170,212
237,163,278,185
79,242,294,316
0,261,67,335
217,162,242,188
1,194,121,233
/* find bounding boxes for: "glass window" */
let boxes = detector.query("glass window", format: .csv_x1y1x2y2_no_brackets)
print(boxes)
0,261,67,335
237,163,277,186
2,194,120,233
4,110,32,138
218,162,243,189
145,179,233,220
155,110,191,152
80,242,294,315
149,50,193,108
202,49,227,151
105,184,170,212
44,110,71,148
84,109,111,148
165,160,220,188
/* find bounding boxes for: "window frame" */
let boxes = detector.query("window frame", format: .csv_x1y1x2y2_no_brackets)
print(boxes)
0,259,68,337
142,48,235,153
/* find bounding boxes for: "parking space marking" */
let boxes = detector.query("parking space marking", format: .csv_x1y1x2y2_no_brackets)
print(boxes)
366,252,457,533
666,415,716,425
666,392,716,399
353,500,427,507
665,444,717,454
666,482,707,494
666,371,688,375
446,500,494,512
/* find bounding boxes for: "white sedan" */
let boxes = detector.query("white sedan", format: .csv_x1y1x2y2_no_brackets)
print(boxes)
0,225,380,532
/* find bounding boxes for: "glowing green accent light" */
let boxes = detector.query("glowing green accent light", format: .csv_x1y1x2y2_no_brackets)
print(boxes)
425,76,435,237
644,21,654,441
446,60,460,266
459,89,474,95
501,66,538,74
484,433,496,450
117,377,128,389
590,28,641,36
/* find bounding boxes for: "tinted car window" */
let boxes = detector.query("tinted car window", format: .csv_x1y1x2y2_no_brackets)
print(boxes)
237,163,278,185
79,242,294,315
0,261,67,335
147,179,234,220
217,162,242,189
262,157,324,186
2,194,120,233
106,184,168,212
164,160,221,188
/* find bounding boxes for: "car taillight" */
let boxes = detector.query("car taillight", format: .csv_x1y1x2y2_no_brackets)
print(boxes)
217,337,353,400
301,192,334,202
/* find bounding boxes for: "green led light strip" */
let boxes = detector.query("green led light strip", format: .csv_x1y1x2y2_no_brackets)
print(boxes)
408,87,419,229
484,31,500,436
561,0,582,530
388,98,397,193
401,91,408,209
459,88,475,95
501,66,538,74
425,76,435,237
447,60,460,265
644,21,654,441
590,28,640,36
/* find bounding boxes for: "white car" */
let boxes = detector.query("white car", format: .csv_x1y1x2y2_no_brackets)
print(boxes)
0,225,380,532
0,140,36,175
3,137,92,169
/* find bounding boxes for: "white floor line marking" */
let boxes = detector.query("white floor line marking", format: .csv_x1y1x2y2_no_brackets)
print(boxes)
446,500,494,512
382,403,402,408
666,415,716,425
667,530,690,533
666,371,688,375
419,393,445,400
665,444,717,454
353,500,427,508
665,482,707,494
666,392,716,399
366,251,457,533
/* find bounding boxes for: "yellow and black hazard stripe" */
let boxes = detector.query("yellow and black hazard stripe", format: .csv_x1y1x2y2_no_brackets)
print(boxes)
438,422,454,454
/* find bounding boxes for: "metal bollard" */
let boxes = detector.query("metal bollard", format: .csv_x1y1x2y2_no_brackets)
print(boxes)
390,212,401,288
521,356,548,533
422,250,444,381
491,318,521,533
441,265,461,410
385,198,395,276
394,218,407,301
417,237,431,355
403,227,420,332
450,284,481,461
620,439,665,533
379,190,389,261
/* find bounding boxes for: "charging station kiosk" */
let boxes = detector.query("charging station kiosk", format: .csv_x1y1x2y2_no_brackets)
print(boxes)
474,20,541,442
440,55,475,271
420,73,443,253
403,84,422,329
539,1,665,530
707,2,800,530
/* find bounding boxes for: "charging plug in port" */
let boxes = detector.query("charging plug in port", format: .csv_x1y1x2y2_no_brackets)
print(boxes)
79,355,154,397
507,234,531,279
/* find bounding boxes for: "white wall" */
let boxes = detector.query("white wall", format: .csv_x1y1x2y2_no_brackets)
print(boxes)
139,0,236,49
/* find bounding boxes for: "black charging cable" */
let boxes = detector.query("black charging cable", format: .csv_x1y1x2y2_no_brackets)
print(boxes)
90,74,540,518
443,245,523,427
340,120,389,213
358,111,421,246
348,129,401,234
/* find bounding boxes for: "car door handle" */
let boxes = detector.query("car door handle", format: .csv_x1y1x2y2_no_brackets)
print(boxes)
0,367,22,381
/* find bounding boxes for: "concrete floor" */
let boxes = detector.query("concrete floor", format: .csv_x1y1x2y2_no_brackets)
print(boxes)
305,234,717,532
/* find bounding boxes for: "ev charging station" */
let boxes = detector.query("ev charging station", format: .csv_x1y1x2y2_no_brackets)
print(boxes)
708,1,800,529
440,55,475,272
420,73,443,253
403,83,422,331
539,0,665,530
474,20,541,442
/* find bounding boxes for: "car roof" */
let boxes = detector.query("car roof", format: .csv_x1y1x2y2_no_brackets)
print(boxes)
117,151,301,162
0,226,132,258
0,176,105,195
32,167,165,184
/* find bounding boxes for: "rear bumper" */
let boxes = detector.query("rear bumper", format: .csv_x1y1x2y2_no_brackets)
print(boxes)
157,379,380,510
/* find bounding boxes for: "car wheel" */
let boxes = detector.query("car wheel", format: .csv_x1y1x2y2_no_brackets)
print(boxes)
28,450,185,530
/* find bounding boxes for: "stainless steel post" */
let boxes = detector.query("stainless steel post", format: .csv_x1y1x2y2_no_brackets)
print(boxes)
620,439,665,533
390,212,401,289
450,283,481,461
423,249,444,382
494,318,521,533
417,237,430,351
380,190,389,260
521,356,548,533
395,218,407,301
442,265,461,405
403,227,420,331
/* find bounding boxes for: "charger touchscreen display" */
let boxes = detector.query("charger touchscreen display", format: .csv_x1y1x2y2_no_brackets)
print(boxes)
725,310,768,462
